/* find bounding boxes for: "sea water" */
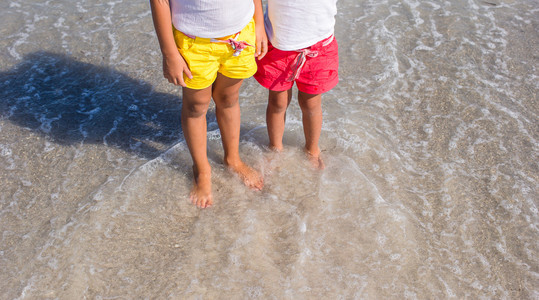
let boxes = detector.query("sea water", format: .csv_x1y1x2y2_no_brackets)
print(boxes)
1,0,538,298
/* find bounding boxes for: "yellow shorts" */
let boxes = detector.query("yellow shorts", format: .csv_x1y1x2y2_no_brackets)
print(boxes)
173,18,257,90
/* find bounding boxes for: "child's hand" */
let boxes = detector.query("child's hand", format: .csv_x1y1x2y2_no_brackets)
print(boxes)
255,23,268,60
162,53,192,87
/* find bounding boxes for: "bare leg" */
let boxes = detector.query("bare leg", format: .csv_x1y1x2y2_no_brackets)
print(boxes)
266,89,292,151
181,86,213,208
212,73,264,190
298,91,324,169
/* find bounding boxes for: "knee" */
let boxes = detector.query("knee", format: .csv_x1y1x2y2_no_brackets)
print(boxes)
213,91,238,109
268,97,289,113
183,102,209,118
298,100,320,113
298,95,322,112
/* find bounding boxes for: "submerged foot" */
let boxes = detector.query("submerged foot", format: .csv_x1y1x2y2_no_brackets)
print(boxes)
226,160,264,191
264,143,285,172
263,146,284,174
268,143,283,153
305,148,325,170
190,166,213,208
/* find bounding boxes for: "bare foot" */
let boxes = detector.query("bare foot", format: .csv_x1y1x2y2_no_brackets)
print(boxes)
226,161,264,190
268,144,283,152
305,149,325,170
263,147,283,174
190,166,213,208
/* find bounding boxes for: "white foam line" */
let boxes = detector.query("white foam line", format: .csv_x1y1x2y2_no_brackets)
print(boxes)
8,32,29,60
243,124,266,139
102,117,121,146
116,141,186,192
14,275,38,300
76,2,88,13
489,98,536,146
108,31,119,62
117,163,143,192
337,156,388,205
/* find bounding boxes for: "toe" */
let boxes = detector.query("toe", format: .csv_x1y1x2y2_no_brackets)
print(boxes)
255,177,264,190
196,198,204,208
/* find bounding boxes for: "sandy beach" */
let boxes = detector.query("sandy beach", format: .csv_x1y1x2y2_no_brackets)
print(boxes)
1,0,538,298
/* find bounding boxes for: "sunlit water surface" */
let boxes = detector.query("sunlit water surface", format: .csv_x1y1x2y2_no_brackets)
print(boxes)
1,0,538,298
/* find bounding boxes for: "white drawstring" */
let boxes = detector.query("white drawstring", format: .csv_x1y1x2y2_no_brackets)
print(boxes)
286,35,334,82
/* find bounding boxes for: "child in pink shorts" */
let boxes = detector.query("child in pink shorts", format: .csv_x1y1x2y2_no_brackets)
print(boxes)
254,0,339,169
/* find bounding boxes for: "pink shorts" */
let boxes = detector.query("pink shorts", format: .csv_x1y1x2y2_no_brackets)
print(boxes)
254,36,339,94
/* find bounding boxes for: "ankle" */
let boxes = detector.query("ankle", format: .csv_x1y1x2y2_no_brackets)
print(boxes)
223,156,243,168
193,164,211,176
304,147,321,157
269,143,283,152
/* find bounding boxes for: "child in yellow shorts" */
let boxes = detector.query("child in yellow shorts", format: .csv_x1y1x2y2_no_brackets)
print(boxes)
150,0,268,208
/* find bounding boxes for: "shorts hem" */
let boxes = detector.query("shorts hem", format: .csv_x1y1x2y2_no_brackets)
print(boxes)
184,74,217,90
220,68,257,80
297,77,339,95
253,74,292,91
184,82,213,90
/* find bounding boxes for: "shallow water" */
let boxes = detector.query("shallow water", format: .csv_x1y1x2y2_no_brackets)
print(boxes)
1,0,538,298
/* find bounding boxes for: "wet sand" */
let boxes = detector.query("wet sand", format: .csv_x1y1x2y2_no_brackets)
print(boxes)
1,0,538,298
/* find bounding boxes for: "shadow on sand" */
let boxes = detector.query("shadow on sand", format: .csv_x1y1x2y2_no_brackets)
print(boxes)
0,51,199,159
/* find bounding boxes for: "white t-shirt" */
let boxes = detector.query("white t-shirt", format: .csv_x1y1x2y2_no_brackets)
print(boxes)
265,0,338,51
171,0,254,38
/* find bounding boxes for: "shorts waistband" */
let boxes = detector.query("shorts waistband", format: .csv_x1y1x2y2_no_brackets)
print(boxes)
179,28,254,57
287,35,334,82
